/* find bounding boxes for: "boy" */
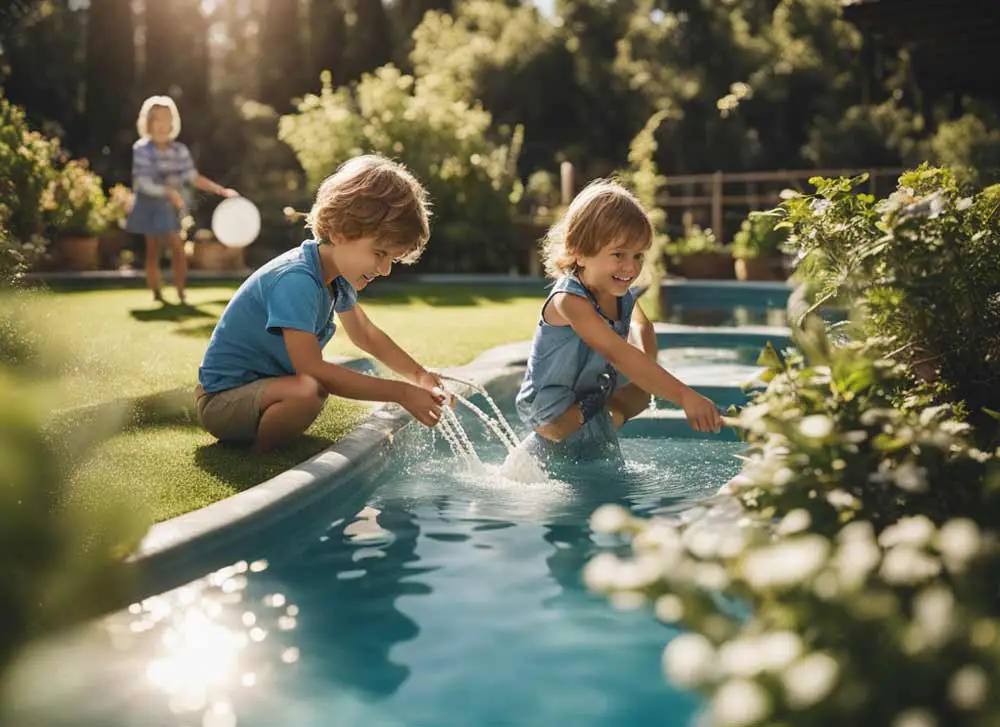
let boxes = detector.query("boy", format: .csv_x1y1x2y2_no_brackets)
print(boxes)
196,155,445,453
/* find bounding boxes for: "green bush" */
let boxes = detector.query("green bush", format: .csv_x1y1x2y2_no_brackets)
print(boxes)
0,95,60,244
780,167,1000,441
666,225,728,258
919,111,1000,189
279,67,523,272
0,300,149,685
733,210,789,261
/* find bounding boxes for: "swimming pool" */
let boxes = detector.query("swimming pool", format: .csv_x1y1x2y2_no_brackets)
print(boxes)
3,389,744,727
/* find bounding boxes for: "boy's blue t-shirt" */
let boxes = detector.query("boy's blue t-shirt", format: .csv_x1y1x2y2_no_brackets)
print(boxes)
198,240,357,393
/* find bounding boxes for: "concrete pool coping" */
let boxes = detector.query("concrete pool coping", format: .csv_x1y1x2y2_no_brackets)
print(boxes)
128,323,787,601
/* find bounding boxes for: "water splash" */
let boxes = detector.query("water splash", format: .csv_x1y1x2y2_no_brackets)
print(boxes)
432,373,522,468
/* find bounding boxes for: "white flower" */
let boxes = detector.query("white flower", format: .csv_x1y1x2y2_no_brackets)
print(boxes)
799,415,834,439
880,546,941,586
590,504,631,533
711,678,771,726
948,665,989,709
937,519,981,572
582,553,621,592
741,536,830,590
718,638,766,677
772,467,794,487
892,461,928,492
777,509,811,536
892,708,937,727
912,585,955,649
758,631,803,671
826,489,860,510
655,595,684,623
879,516,936,548
835,535,881,590
781,652,839,708
663,633,716,688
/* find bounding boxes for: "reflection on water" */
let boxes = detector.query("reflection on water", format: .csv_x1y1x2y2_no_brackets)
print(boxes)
2,419,742,727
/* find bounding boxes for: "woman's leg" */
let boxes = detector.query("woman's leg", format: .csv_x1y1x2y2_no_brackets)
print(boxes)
144,235,163,301
168,233,188,303
253,374,328,453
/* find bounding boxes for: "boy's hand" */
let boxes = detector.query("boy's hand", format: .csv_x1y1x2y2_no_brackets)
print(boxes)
415,369,455,406
679,388,723,433
399,382,445,427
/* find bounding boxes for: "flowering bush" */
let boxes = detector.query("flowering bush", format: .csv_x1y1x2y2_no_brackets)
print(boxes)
733,319,1000,535
586,504,1000,727
41,159,112,237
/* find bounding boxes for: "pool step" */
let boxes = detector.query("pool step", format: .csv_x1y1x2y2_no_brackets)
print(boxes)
654,322,792,352
623,407,743,441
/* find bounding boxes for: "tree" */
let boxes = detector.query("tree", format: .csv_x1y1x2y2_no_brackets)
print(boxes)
260,0,306,110
310,0,348,87
344,0,393,83
84,0,135,182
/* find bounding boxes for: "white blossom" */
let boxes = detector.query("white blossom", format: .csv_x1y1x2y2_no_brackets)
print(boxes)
799,415,834,439
742,536,830,590
948,665,989,710
663,633,716,688
590,504,631,534
781,652,840,708
711,678,771,726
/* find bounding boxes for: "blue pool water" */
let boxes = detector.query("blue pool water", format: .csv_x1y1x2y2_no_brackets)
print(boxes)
4,423,743,727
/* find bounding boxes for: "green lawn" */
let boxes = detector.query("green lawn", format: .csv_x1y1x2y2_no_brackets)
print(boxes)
27,282,543,522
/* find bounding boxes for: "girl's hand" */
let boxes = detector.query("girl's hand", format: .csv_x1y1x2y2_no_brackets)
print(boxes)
166,187,185,210
679,388,723,433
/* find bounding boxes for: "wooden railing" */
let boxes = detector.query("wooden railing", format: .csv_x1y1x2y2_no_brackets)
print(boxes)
656,167,904,242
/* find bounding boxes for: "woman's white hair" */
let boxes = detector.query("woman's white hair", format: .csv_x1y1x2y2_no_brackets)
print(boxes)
136,95,181,140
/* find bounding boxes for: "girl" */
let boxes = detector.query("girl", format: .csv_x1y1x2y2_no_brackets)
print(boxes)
126,95,238,304
515,180,723,463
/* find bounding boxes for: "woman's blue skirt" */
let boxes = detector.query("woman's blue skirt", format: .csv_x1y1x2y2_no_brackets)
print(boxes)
126,193,182,236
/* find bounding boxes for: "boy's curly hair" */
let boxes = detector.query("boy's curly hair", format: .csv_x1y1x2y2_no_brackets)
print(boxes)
307,155,431,264
540,179,652,278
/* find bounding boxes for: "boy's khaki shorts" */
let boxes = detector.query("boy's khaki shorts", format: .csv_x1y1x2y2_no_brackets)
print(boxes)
195,379,270,443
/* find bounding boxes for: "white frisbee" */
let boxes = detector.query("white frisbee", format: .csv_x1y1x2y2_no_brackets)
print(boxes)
211,196,261,248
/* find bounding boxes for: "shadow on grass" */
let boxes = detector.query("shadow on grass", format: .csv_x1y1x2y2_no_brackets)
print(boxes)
175,322,219,339
362,284,545,307
129,302,218,323
193,434,340,490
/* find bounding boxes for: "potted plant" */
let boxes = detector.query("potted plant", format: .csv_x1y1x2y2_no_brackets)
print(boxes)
41,160,109,271
732,210,789,281
98,184,133,269
665,225,734,279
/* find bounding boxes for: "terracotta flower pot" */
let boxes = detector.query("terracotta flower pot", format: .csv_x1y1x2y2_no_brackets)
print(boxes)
54,235,100,271
189,239,246,271
672,252,735,280
735,256,787,281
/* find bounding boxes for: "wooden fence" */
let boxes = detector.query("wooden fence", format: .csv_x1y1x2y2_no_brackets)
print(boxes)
555,163,905,243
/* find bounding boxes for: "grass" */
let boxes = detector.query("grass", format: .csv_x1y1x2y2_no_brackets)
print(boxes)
23,282,543,522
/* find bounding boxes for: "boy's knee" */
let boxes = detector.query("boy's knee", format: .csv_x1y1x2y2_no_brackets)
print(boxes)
291,374,326,405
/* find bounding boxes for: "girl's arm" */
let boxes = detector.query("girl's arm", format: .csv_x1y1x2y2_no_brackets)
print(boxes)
629,301,658,359
553,293,722,433
337,305,441,391
193,174,238,198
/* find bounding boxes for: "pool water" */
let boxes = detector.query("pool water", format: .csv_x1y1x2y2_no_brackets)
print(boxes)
4,424,743,727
